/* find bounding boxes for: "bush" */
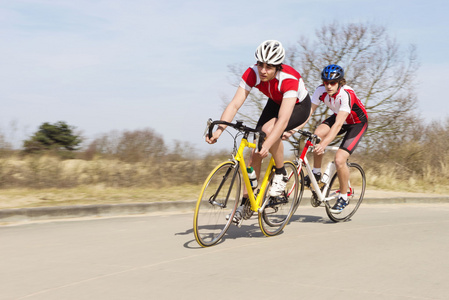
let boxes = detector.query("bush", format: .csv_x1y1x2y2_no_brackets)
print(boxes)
23,121,82,158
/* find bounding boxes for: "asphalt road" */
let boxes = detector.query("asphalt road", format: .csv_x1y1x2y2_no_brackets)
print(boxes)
1,203,449,300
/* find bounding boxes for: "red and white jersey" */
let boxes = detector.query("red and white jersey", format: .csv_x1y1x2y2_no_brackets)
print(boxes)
239,64,309,105
311,85,368,124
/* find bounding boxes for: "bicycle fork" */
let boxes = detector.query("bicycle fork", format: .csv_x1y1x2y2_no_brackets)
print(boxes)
208,163,239,209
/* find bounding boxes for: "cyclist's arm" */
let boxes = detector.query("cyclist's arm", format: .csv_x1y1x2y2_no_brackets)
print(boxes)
318,110,349,148
310,103,319,115
206,86,250,144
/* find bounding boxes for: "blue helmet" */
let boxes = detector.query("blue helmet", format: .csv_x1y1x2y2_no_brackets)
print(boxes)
321,64,344,81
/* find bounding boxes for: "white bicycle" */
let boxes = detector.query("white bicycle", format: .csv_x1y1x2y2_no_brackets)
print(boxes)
292,129,366,222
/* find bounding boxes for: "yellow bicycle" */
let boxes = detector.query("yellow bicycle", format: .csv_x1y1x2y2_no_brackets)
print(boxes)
193,120,300,247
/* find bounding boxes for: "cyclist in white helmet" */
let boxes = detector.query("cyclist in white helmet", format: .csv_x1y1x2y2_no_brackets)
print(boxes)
206,40,311,223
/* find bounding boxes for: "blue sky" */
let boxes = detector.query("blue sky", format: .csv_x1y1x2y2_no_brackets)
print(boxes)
1,0,448,153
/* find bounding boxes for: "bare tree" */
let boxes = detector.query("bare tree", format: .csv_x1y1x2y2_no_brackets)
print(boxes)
166,140,199,161
0,132,12,157
88,128,166,163
227,22,419,149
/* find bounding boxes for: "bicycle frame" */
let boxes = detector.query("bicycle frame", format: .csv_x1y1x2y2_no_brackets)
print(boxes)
234,135,276,213
295,138,339,205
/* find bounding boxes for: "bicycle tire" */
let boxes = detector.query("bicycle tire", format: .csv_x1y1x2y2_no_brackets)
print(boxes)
258,161,299,236
325,162,366,222
193,161,241,247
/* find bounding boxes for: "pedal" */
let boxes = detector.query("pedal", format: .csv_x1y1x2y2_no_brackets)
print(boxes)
269,195,288,206
236,218,243,228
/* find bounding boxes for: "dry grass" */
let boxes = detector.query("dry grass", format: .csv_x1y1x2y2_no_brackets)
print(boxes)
0,185,200,209
0,155,209,209
1,149,448,210
364,168,449,194
0,155,213,189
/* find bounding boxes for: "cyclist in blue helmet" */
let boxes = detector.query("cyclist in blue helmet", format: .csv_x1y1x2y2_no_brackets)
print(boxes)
321,64,345,81
306,64,368,213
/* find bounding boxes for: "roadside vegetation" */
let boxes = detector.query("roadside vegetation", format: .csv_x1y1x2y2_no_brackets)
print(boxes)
0,116,448,209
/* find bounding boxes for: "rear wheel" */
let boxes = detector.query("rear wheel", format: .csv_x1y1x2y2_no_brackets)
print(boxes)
193,161,240,247
258,161,299,236
325,162,365,222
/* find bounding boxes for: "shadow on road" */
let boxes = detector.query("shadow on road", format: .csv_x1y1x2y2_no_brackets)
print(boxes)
290,214,333,224
179,213,342,249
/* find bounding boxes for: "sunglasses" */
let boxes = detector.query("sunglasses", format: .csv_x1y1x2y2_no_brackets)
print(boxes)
257,61,276,69
323,80,338,86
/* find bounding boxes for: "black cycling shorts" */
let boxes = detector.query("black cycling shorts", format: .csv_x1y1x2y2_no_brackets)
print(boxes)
322,114,368,154
256,94,312,132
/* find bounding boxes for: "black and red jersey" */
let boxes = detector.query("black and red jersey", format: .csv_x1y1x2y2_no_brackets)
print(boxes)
239,64,309,105
311,85,368,124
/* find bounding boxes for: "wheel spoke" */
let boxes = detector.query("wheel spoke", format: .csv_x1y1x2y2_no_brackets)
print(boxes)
325,162,365,222
259,161,300,236
194,162,240,247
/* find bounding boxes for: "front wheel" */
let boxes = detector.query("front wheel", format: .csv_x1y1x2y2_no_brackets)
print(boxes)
325,162,366,222
193,161,240,247
258,161,299,236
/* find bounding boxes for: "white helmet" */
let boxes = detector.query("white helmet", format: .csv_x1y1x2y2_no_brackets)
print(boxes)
255,40,285,65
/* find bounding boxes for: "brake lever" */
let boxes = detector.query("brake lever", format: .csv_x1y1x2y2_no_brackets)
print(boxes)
256,131,266,152
254,133,260,153
203,118,213,138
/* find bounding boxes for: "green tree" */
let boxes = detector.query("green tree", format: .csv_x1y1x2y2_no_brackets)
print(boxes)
23,121,82,155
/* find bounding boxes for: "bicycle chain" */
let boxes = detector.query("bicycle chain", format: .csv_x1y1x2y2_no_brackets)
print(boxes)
310,191,321,207
242,201,254,220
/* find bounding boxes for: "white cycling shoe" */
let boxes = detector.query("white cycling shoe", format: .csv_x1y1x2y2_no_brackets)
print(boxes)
269,174,288,197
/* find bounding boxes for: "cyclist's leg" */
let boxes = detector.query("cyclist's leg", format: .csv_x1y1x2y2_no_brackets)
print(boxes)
248,149,262,179
337,122,368,195
261,98,312,169
313,122,331,170
330,122,368,213
252,99,280,170
269,96,311,169
242,101,278,206
257,119,288,197
254,98,289,169
263,119,284,168
335,149,350,195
